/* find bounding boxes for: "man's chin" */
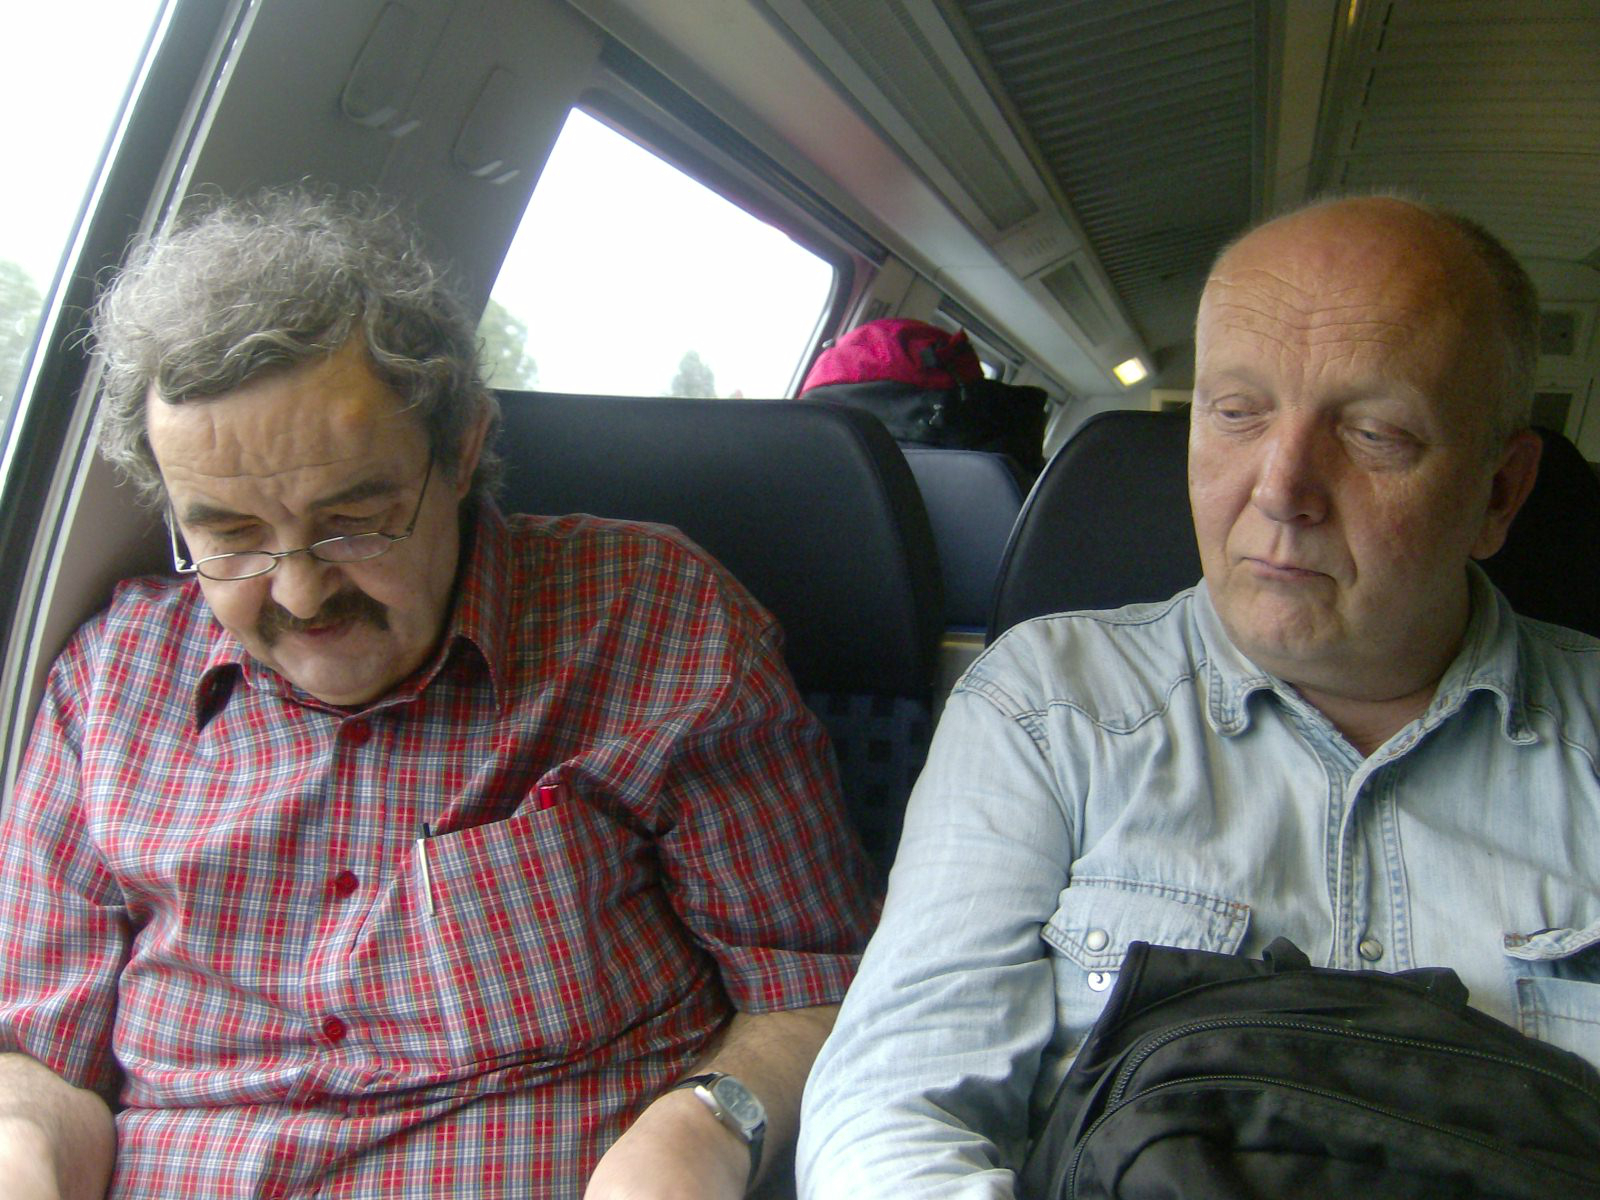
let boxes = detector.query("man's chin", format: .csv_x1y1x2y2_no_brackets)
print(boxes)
1218,596,1342,678
251,638,403,707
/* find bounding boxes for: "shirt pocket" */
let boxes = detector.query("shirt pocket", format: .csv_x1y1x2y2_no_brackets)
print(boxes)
355,771,705,1073
1505,920,1600,1067
1041,877,1251,1051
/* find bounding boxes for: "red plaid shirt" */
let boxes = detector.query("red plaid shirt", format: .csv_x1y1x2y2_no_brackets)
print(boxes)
0,504,875,1198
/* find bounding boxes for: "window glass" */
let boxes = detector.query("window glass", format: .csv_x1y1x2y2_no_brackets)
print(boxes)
484,108,837,398
0,0,167,427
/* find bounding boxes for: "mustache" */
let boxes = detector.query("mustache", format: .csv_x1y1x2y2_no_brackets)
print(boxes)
256,589,389,645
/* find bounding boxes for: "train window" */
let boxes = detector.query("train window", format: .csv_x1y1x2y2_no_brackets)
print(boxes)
482,108,837,399
0,0,166,431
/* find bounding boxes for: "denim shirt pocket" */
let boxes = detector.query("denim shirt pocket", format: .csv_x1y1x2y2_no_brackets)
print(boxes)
1505,920,1600,1067
1040,877,1251,1054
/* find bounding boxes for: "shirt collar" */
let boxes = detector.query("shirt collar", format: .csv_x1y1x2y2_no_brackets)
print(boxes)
444,499,513,709
1197,563,1533,746
188,501,515,728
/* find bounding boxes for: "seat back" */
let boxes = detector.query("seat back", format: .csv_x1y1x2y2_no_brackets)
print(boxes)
902,447,1029,630
988,409,1198,642
494,390,944,879
1481,426,1600,638
988,409,1600,643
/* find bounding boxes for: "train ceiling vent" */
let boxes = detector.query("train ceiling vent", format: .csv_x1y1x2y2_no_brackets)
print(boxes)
757,0,1049,237
1038,257,1114,348
756,0,1147,384
957,0,1266,381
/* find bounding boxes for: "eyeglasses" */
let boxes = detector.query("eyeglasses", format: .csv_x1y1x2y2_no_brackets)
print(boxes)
170,458,434,581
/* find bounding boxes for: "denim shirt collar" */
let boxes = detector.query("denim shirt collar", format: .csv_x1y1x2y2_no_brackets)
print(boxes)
1197,563,1534,749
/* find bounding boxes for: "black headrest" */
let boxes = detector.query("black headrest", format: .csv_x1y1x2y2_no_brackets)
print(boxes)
803,379,1048,476
988,410,1600,643
1481,426,1600,639
494,391,943,696
902,447,1029,629
988,409,1197,642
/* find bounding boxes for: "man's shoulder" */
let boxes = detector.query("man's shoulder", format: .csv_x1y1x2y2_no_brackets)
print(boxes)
959,589,1206,721
506,510,712,558
90,574,211,642
1512,612,1600,713
498,511,769,624
45,574,216,695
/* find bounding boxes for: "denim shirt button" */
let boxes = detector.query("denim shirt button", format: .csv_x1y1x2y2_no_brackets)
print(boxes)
1087,970,1112,992
1085,928,1109,952
1358,937,1384,962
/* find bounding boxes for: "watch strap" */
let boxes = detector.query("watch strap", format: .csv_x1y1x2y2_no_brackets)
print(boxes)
670,1072,765,1191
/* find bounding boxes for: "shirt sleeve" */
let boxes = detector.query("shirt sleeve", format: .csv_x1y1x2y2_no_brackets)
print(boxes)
0,619,131,1097
652,565,878,1015
796,681,1075,1200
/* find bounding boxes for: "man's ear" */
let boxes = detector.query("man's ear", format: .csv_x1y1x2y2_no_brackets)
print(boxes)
450,407,495,501
1469,428,1542,560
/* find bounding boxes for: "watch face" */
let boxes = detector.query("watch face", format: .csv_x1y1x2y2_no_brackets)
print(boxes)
711,1076,764,1129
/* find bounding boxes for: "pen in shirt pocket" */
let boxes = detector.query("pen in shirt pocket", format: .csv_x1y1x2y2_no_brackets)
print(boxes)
415,822,436,916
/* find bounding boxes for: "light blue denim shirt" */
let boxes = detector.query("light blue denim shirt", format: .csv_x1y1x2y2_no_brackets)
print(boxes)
798,567,1600,1199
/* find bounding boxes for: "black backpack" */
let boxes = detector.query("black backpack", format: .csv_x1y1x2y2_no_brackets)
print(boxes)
803,378,1048,476
1020,938,1600,1200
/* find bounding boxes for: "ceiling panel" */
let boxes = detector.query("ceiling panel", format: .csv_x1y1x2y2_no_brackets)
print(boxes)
1316,0,1600,266
954,0,1264,381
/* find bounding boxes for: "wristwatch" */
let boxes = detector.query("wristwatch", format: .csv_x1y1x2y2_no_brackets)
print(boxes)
670,1071,766,1190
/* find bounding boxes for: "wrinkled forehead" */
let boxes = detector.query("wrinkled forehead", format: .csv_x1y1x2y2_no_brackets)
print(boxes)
1199,266,1433,343
1195,208,1501,397
1203,222,1459,324
145,341,426,489
1204,212,1470,328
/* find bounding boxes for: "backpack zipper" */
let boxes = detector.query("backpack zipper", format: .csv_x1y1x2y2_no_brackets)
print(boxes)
1104,1015,1600,1110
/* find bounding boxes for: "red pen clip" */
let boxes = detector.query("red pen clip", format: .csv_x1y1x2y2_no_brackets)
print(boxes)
536,783,562,811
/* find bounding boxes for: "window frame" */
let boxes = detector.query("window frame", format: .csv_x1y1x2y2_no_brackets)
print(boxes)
0,0,248,798
561,40,885,396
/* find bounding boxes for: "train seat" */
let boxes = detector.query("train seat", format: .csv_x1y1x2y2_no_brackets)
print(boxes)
1480,425,1600,639
902,447,1029,632
494,390,944,882
987,410,1600,643
988,409,1197,642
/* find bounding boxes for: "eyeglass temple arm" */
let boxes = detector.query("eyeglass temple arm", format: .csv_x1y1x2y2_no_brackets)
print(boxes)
167,513,199,574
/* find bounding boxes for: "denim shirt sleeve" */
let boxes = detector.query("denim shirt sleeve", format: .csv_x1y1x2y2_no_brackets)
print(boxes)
798,681,1075,1200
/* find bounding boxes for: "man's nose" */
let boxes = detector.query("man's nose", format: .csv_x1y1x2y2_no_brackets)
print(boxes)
268,550,342,619
1251,418,1330,524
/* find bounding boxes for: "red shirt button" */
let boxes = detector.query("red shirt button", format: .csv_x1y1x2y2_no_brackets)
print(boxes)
321,1015,348,1043
344,721,371,745
331,870,359,898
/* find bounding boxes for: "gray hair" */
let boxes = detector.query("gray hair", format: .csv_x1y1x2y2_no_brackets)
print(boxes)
1212,194,1539,448
1429,207,1539,443
92,187,501,505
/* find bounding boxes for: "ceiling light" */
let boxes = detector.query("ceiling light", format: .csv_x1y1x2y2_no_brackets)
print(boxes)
1113,357,1148,387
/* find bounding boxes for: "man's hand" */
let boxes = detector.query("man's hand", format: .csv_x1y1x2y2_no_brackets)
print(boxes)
584,1086,749,1200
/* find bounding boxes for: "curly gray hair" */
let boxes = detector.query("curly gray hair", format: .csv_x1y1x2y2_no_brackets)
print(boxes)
92,187,501,504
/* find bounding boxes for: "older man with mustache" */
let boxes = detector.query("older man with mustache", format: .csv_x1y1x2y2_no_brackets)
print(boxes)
0,189,874,1200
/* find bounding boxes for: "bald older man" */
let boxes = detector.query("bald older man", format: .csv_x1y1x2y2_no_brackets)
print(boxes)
796,196,1600,1198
